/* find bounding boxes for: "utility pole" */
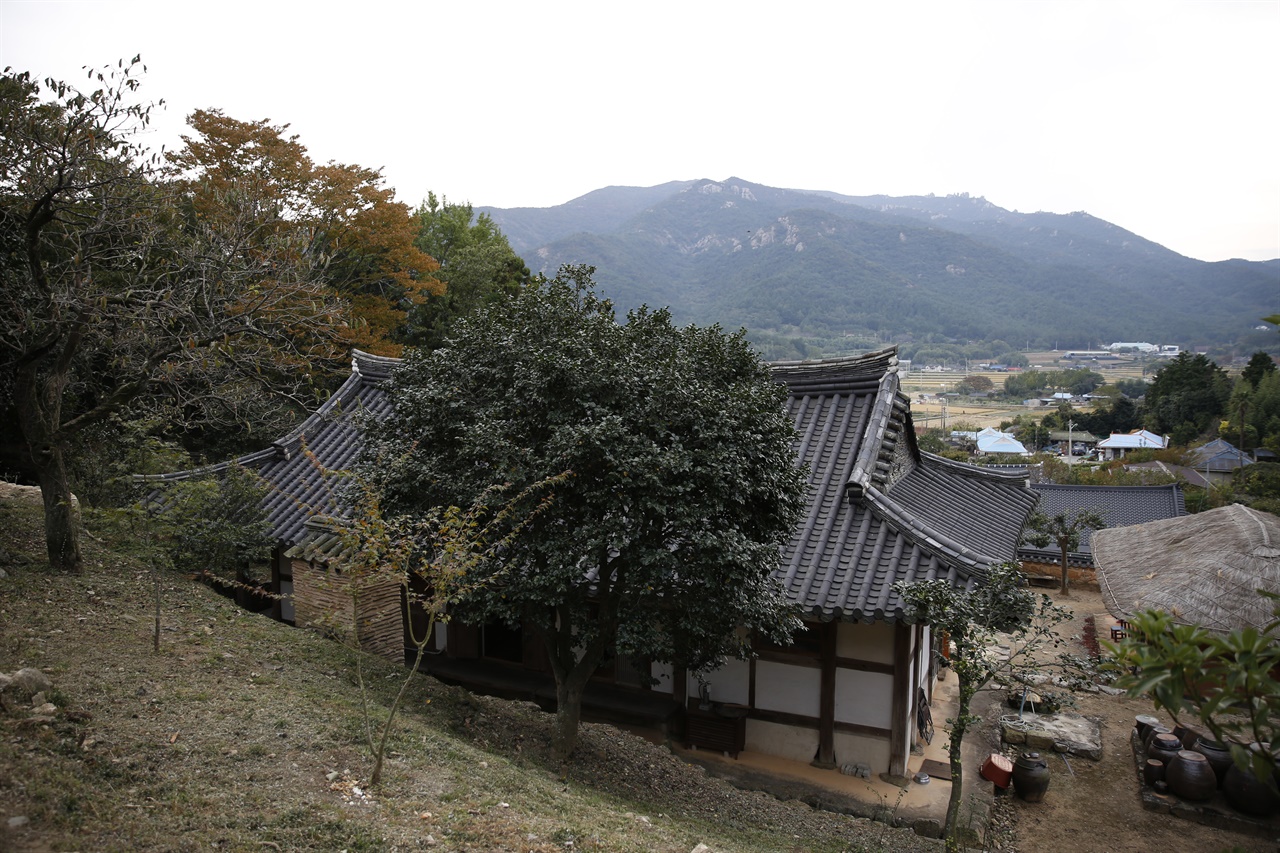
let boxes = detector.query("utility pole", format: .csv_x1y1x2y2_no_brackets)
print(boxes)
1067,419,1076,462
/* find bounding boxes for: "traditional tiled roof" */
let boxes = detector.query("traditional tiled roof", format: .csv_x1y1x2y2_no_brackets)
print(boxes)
773,348,1039,623
1122,461,1211,489
1190,439,1253,473
140,351,395,548
152,346,1040,624
1017,482,1186,567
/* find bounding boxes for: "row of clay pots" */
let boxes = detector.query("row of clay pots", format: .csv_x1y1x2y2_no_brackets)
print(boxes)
1136,716,1279,817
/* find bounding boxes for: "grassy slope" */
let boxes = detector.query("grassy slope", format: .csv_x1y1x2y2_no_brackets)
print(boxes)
0,489,932,853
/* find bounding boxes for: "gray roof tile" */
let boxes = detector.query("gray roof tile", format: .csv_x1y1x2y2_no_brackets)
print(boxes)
152,347,1039,624
1017,482,1186,565
775,348,1039,623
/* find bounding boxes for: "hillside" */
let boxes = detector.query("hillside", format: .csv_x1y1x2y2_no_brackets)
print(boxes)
480,180,1278,354
0,486,934,853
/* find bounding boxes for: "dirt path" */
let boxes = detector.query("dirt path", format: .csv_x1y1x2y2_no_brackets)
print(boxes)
1000,587,1277,853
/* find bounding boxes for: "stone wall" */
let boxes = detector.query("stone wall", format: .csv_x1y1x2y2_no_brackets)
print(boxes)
291,558,402,661
1020,560,1101,591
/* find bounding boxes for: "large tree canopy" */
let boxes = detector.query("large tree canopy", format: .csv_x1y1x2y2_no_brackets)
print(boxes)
371,265,808,759
406,192,529,349
167,109,443,356
0,61,351,570
1144,352,1231,445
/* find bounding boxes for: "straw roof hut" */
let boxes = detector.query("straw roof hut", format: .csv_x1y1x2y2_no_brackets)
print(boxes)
1093,504,1280,634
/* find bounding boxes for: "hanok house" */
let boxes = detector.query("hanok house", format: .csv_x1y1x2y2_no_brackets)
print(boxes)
149,348,1038,778
1017,482,1186,588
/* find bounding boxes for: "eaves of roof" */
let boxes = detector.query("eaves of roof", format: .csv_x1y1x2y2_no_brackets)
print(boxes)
776,348,1039,623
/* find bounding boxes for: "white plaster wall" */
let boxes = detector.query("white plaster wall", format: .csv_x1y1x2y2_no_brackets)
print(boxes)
834,731,891,772
836,620,894,664
834,669,893,727
687,658,750,706
745,718,819,764
755,660,819,717
279,578,294,623
650,662,675,695
916,625,933,693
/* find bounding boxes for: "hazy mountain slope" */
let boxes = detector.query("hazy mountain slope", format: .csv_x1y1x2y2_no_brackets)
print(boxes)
482,178,1278,349
480,180,697,254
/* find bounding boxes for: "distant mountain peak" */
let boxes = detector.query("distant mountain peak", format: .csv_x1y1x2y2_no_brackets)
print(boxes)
478,179,1277,351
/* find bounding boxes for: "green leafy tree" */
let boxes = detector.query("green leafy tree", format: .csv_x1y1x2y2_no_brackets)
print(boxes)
955,375,993,395
1246,371,1280,454
156,464,273,586
1241,351,1277,390
0,61,347,572
407,193,530,349
1003,413,1050,451
1064,369,1105,396
371,265,808,761
896,564,1072,851
1144,352,1231,445
1114,378,1150,399
1003,371,1051,398
1023,508,1106,594
1108,594,1280,789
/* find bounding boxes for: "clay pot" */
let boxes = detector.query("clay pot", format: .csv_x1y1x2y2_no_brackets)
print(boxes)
1167,750,1217,801
1191,737,1232,787
1135,714,1161,742
1173,723,1208,751
1143,724,1173,753
1012,751,1051,803
1223,762,1280,817
1143,758,1165,787
1149,733,1183,769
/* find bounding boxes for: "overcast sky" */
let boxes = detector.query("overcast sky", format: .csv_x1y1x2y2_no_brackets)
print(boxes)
3,0,1278,262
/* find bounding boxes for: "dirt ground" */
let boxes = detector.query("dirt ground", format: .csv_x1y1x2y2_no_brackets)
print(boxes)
994,587,1278,853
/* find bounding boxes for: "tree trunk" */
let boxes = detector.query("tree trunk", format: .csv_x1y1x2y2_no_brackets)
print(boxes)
15,363,83,573
35,446,82,573
551,665,591,764
1059,541,1070,595
943,687,973,853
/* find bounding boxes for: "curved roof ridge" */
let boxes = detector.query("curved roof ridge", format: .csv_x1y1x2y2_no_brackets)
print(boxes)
271,370,369,459
848,362,905,490
351,349,402,380
136,349,387,484
770,346,898,386
1032,481,1183,493
919,450,1030,483
134,447,279,485
1229,502,1280,556
863,486,999,576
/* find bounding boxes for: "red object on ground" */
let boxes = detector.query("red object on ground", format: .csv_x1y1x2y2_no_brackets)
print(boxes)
981,753,1014,788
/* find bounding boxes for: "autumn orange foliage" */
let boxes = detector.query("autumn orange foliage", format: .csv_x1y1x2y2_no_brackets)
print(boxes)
167,110,442,356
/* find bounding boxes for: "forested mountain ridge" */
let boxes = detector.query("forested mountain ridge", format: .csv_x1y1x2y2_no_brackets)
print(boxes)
480,179,1277,353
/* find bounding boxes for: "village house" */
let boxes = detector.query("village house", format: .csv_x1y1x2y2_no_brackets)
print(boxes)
148,348,1038,778
1189,438,1253,485
1096,428,1168,460
1017,482,1186,587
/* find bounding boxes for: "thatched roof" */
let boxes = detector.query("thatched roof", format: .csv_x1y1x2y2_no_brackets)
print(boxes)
1093,504,1280,634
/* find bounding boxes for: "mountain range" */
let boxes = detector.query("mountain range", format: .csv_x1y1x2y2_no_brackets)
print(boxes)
480,178,1278,357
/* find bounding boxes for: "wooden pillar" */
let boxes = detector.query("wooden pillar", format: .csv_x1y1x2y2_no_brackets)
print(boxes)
813,621,837,768
888,620,913,777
